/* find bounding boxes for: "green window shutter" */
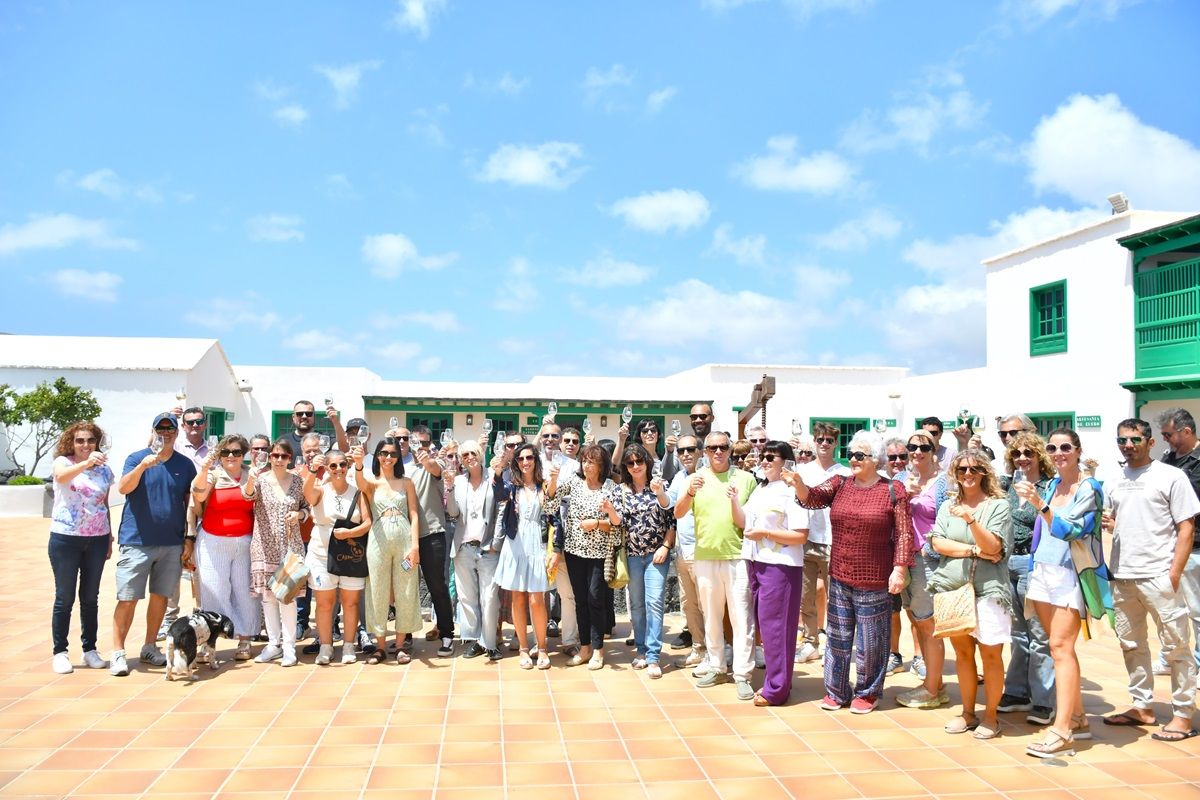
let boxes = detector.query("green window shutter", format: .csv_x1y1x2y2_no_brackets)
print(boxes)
1133,257,1200,379
1028,412,1076,437
1029,280,1068,356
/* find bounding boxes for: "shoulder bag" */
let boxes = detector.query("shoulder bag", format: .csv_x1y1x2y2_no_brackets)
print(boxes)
327,489,369,578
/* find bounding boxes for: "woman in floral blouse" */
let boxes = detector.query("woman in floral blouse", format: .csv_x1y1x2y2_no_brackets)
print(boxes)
547,443,622,670
613,442,674,679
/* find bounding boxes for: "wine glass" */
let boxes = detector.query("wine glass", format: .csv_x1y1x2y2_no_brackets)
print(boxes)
175,387,187,405
670,419,682,437
791,419,804,436
254,450,268,469
622,405,633,425
582,418,592,435
207,434,218,449
150,435,164,455
547,401,558,420
324,393,335,409
1012,467,1028,507
784,459,796,472
100,433,112,453
318,434,331,451
356,425,370,446
493,435,505,456
482,418,493,435
873,419,888,435
441,429,454,447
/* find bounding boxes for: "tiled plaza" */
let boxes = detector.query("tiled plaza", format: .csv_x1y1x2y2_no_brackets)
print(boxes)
2,516,1198,800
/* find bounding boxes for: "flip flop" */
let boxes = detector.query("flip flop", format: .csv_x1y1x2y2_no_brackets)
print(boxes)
1103,711,1156,727
1151,728,1199,742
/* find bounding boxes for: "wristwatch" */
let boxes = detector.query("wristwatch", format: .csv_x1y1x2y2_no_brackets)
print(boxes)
1040,503,1051,515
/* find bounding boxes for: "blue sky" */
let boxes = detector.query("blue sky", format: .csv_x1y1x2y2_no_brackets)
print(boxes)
2,0,1198,380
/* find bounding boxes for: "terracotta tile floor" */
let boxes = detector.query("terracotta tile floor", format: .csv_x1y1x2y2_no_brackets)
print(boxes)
3,516,1198,798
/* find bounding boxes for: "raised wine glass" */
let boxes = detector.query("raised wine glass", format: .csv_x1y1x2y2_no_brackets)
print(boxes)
150,435,164,455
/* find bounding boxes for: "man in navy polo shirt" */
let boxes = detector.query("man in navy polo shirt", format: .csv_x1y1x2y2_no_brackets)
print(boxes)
109,412,197,677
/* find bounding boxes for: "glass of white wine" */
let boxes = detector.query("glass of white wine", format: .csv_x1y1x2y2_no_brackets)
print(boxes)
150,435,164,455
670,419,682,437
482,418,493,435
622,405,633,425
547,401,558,420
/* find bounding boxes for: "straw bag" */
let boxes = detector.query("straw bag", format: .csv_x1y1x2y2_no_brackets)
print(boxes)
932,557,977,639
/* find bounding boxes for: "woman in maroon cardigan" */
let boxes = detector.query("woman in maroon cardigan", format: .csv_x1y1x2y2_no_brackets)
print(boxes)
787,430,913,714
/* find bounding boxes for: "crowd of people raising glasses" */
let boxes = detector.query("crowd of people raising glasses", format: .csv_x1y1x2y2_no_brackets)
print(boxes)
46,399,1200,758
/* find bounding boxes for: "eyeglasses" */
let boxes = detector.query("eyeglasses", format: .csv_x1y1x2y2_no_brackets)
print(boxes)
815,436,836,445
461,452,479,460
1046,443,1075,454
378,451,398,459
219,448,245,458
730,454,746,462
183,419,206,427
504,443,518,449
327,462,348,470
847,452,870,462
886,454,907,462
641,428,658,435
749,437,767,444
624,458,646,466
412,440,428,448
677,446,698,454
268,453,290,460
955,465,986,475
998,429,1022,439
689,414,709,420
251,446,270,452
1116,436,1144,446
795,450,814,458
395,435,410,441
906,443,933,453
74,437,97,444
541,433,561,440
515,454,536,463
761,454,779,463
561,438,579,445
1009,448,1035,459
294,411,315,418
155,425,176,433
705,444,731,453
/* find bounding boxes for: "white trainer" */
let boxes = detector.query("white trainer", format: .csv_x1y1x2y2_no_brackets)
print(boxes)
52,652,74,674
82,650,109,670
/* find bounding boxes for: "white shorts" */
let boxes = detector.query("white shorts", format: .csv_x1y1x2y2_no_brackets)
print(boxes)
306,554,365,592
971,596,1012,646
1027,562,1083,611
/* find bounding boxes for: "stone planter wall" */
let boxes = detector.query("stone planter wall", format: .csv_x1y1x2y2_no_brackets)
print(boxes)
0,484,52,517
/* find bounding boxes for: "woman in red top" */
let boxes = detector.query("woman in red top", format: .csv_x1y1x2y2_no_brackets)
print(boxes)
190,434,259,661
788,430,913,714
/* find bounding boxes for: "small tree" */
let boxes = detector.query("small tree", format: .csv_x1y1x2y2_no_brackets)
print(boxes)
0,378,102,476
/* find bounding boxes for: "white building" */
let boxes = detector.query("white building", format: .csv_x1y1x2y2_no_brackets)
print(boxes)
3,207,1197,478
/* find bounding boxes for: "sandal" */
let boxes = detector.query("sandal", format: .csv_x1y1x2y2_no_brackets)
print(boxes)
394,651,411,665
518,649,533,670
972,721,1001,740
753,692,772,707
366,652,385,665
536,651,551,670
944,715,979,735
1026,728,1074,758
1071,712,1093,741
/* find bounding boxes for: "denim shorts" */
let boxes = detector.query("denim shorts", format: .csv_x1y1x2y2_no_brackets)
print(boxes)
115,544,183,600
902,549,939,621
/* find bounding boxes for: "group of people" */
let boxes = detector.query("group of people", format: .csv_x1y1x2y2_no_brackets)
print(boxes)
46,398,1200,759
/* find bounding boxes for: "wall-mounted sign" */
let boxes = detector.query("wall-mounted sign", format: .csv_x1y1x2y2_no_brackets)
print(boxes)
1077,415,1102,428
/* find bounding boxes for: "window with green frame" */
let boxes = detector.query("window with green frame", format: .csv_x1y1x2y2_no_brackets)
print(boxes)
203,407,226,438
1028,412,1075,437
1030,280,1067,356
810,417,869,463
406,413,452,445
270,410,339,441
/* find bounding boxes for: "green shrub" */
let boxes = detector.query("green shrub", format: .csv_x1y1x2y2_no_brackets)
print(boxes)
7,475,45,486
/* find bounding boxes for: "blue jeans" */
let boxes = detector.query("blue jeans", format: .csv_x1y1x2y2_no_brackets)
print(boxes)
49,533,108,655
1003,555,1055,707
627,552,670,664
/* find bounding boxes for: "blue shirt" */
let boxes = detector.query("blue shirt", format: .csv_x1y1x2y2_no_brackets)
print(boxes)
667,470,696,560
117,449,196,547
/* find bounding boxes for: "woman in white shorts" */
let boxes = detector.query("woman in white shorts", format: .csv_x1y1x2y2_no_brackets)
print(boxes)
928,451,1014,741
303,450,370,665
1016,428,1100,759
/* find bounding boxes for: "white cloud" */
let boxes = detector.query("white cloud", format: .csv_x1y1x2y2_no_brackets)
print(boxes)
417,356,442,374
273,104,309,127
362,233,458,278
50,269,122,302
477,142,585,189
784,0,876,20
792,264,852,302
463,72,529,95
841,68,987,155
708,223,766,265
492,258,538,311
286,329,359,359
409,105,448,146
400,311,462,331
254,80,290,103
812,209,902,251
374,341,422,363
733,136,856,194
1004,0,1140,24
582,63,634,109
609,189,711,233
315,60,381,108
562,254,654,288
646,87,677,115
391,0,446,38
1026,93,1200,210
184,294,282,332
326,173,354,198
74,168,162,202
0,213,138,256
497,338,533,355
247,214,304,243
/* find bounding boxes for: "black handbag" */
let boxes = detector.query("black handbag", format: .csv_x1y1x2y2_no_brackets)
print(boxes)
327,489,369,578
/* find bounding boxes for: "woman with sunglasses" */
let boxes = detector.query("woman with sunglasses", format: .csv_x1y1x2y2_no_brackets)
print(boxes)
249,438,310,667
613,442,673,678
897,429,952,708
738,440,809,705
49,422,115,674
446,440,505,661
302,449,370,665
788,431,913,713
1017,429,1103,757
927,450,1014,739
189,434,259,661
492,442,555,669
548,443,622,670
615,418,664,472
353,437,422,665
996,432,1056,728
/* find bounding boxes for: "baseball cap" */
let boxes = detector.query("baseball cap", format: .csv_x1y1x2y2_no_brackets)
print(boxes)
153,412,179,429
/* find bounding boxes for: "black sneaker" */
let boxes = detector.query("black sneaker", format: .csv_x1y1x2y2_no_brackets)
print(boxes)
463,642,487,659
671,630,693,649
437,638,454,657
1027,706,1054,725
997,694,1033,713
303,642,321,655
486,648,502,662
547,620,561,638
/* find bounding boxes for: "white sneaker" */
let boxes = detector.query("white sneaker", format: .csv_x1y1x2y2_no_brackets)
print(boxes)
631,657,647,670
110,653,129,677
52,652,74,674
795,642,820,663
647,663,663,679
281,647,298,667
316,645,333,666
255,645,283,663
82,650,109,670
691,662,713,678
341,643,357,664
683,647,706,667
754,645,766,670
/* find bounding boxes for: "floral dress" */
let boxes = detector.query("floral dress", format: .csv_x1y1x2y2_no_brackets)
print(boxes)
552,474,621,558
250,472,308,595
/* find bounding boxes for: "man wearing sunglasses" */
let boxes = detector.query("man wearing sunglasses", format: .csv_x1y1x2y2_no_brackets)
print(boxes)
675,431,759,699
1103,418,1200,739
110,413,197,677
157,406,213,640
285,400,348,469
665,435,707,666
993,415,1036,475
1155,408,1200,677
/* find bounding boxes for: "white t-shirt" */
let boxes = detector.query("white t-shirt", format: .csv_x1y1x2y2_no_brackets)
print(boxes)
799,461,851,546
1109,460,1200,579
741,480,809,567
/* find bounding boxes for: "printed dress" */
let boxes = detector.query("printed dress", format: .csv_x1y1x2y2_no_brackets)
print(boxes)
493,486,552,593
249,473,308,596
366,489,422,636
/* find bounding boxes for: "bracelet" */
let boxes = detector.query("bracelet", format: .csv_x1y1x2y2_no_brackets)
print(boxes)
687,490,696,497
355,465,364,471
965,517,977,525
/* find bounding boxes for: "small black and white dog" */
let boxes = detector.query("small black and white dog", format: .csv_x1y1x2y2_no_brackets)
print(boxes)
164,610,235,681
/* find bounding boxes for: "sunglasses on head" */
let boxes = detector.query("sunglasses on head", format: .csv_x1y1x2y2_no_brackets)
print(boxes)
906,443,933,453
705,444,731,453
294,410,315,418
1009,448,1035,459
184,419,206,427
676,446,698,454
847,452,870,462
886,454,907,462
955,465,986,475
1046,443,1075,454
219,448,244,458
1116,436,1144,446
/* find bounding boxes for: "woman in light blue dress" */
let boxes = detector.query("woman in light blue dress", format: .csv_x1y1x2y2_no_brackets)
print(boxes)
492,443,553,670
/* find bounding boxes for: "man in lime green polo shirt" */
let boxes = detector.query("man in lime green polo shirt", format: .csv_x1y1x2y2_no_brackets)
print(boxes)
675,431,759,699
